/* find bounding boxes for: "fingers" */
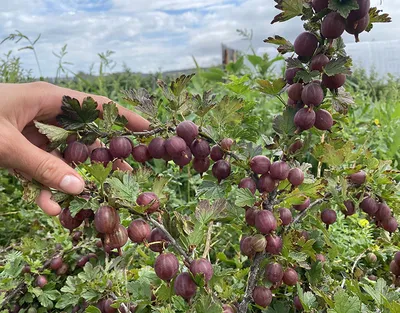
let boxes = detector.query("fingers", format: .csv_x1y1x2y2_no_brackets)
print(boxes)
36,189,62,216
6,128,85,195
30,82,150,132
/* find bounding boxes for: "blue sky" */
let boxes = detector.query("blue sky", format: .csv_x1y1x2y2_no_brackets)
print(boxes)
0,0,398,78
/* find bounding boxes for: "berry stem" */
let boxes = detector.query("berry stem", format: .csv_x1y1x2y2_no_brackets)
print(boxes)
147,216,193,264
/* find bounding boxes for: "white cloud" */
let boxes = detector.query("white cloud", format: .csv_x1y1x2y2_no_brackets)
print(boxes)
0,0,398,78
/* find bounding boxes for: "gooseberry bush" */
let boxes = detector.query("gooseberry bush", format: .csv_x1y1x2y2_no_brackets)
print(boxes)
1,1,399,313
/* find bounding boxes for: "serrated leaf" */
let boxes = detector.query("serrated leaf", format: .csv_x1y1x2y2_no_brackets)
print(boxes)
271,0,304,24
55,294,79,309
34,121,70,148
235,188,256,207
57,96,100,130
102,102,119,131
192,90,217,117
328,0,359,18
194,294,222,313
285,57,304,69
367,8,391,33
37,293,53,308
51,191,71,203
195,199,226,224
327,290,361,313
263,35,294,54
295,70,320,83
170,73,195,97
106,173,140,208
121,88,157,118
196,181,226,199
69,197,98,217
21,180,41,203
155,283,173,302
83,162,113,184
273,107,296,135
213,95,244,126
257,78,286,96
324,56,351,76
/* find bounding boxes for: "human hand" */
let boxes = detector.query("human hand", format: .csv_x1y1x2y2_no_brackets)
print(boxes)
0,82,150,216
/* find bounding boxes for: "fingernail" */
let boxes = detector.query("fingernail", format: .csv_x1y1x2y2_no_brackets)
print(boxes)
60,175,84,194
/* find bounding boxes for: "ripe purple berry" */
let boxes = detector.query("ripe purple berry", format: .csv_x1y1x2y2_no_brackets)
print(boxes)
240,236,254,257
245,208,257,226
210,145,224,161
173,147,192,167
265,234,283,255
132,144,151,163
255,210,277,235
321,209,337,226
390,260,400,276
288,83,303,102
301,83,324,107
310,54,330,72
50,256,63,271
258,174,277,193
294,108,316,131
252,286,272,308
343,200,356,217
294,296,304,311
36,275,48,288
148,137,166,159
285,68,302,85
109,137,132,159
288,168,304,186
64,141,89,164
321,12,346,39
312,0,328,12
360,197,378,216
176,120,199,146
91,148,113,166
148,228,169,252
56,263,69,276
190,258,214,282
137,192,160,213
174,272,197,300
238,177,257,194
212,160,231,182
94,206,119,234
382,217,398,233
347,0,370,22
165,136,187,158
322,73,346,89
283,268,298,286
108,224,128,249
192,157,210,174
265,263,284,283
220,138,234,151
251,234,267,253
375,203,391,222
59,208,82,231
269,161,290,181
190,139,210,159
294,32,318,57
128,219,151,243
279,208,293,226
349,170,366,185
154,253,179,281
250,155,271,175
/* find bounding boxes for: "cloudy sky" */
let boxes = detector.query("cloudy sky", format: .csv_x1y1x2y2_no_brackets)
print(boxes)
0,0,398,78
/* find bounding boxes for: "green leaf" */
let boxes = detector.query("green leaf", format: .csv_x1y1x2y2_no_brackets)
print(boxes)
235,188,256,207
295,70,320,83
328,0,359,18
367,8,392,32
155,283,173,302
195,199,226,225
271,0,304,24
285,57,304,69
37,293,53,308
212,96,244,126
127,278,152,301
85,306,101,313
327,290,361,313
33,121,70,149
273,107,296,135
57,96,100,130
331,87,354,114
197,180,226,199
21,180,41,204
263,35,294,54
83,162,113,184
172,295,190,311
194,294,222,313
257,78,286,96
69,197,98,217
170,73,195,97
121,88,157,118
192,90,217,117
324,56,351,76
106,173,140,208
102,102,119,131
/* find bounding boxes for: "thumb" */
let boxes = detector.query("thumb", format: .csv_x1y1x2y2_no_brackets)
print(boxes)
8,129,85,195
